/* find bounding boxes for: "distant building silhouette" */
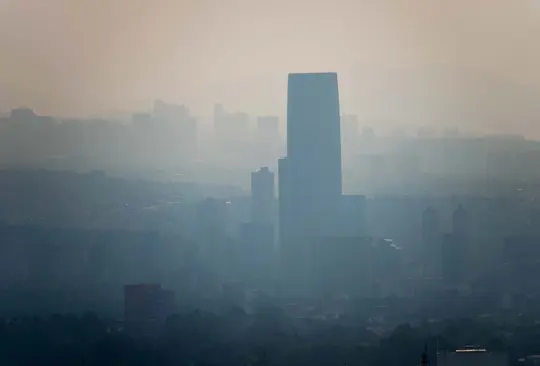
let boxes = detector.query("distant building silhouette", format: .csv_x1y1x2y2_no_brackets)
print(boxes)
10,107,37,121
9,107,54,127
213,103,250,140
280,73,342,241
286,72,342,201
279,72,342,286
251,167,275,226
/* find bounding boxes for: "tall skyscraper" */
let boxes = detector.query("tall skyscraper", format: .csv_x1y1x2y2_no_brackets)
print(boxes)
283,72,342,239
278,73,343,286
287,72,342,200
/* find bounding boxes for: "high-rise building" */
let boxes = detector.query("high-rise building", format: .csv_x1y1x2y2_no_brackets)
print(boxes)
286,72,342,201
282,72,342,239
213,103,250,140
278,73,343,287
251,167,275,225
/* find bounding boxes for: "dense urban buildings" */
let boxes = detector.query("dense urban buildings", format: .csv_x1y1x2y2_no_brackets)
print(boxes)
3,73,540,365
4,0,540,362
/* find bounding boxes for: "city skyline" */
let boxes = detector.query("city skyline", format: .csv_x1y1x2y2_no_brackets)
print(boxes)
2,1,540,138
1,1,540,364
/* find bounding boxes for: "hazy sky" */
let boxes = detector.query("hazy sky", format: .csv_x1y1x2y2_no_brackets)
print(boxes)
1,0,540,120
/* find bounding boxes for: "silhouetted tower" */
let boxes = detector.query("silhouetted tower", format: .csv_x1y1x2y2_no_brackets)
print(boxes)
421,207,441,277
452,204,469,237
251,167,275,225
278,72,342,287
284,72,342,237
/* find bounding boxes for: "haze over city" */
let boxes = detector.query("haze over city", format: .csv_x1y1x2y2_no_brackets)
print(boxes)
2,1,540,365
2,0,540,136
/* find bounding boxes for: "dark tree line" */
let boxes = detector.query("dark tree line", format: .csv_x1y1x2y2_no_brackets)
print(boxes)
0,309,536,366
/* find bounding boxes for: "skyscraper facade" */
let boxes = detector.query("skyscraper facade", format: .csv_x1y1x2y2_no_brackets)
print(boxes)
286,72,342,201
278,73,343,286
283,72,342,238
